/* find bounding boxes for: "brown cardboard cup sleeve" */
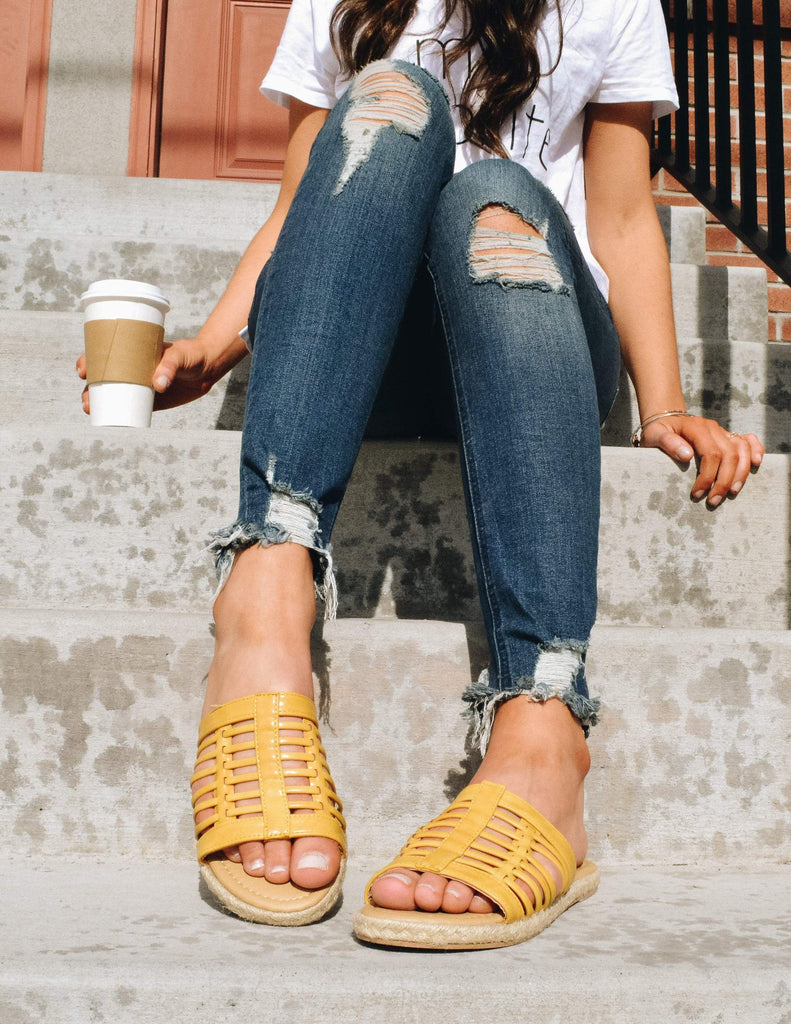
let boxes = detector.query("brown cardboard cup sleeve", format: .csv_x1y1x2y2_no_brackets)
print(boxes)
85,319,165,386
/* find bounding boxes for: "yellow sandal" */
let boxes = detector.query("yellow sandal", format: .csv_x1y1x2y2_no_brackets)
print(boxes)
354,780,598,949
191,691,346,925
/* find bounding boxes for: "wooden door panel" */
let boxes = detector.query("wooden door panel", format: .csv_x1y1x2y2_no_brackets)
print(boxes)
158,0,290,181
0,0,52,171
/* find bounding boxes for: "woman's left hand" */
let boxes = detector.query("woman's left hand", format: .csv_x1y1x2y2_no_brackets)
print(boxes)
638,414,765,507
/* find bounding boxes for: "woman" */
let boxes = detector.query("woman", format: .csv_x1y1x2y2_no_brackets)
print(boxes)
80,0,764,949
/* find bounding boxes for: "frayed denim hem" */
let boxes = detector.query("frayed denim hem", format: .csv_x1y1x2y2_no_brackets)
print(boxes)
207,521,338,621
462,668,601,754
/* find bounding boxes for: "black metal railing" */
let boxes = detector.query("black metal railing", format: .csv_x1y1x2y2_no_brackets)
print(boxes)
654,0,791,284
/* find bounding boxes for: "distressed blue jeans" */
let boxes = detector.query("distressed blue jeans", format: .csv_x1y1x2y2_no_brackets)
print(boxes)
209,60,621,745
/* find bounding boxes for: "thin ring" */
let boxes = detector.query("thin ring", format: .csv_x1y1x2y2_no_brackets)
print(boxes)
727,432,740,439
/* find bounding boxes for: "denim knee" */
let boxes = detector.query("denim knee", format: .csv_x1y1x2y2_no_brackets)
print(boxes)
429,160,578,295
437,159,569,228
332,58,456,195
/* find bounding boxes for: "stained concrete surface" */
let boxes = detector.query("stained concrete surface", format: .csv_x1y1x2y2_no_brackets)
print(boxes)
0,861,788,1024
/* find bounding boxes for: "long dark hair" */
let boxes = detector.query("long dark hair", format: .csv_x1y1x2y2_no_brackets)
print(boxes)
330,0,563,158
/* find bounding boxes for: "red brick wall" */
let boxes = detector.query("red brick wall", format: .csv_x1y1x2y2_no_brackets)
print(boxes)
652,23,791,342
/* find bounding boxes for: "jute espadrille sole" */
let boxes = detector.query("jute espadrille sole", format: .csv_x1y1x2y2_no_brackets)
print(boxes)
200,858,346,926
191,691,346,925
354,780,597,950
354,860,599,949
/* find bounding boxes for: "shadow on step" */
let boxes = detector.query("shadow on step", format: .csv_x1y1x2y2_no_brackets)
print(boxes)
311,617,488,802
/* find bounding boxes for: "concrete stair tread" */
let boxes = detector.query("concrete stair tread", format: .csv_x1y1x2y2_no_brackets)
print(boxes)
1,859,788,1023
2,427,788,626
2,609,788,863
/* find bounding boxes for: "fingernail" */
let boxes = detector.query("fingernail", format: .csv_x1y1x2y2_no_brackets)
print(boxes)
692,489,705,499
677,446,693,458
296,852,329,872
731,481,742,493
755,453,763,464
386,872,417,887
248,857,265,872
155,375,170,389
708,495,723,508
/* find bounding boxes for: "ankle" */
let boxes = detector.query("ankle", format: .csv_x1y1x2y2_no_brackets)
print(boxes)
213,543,317,638
484,697,591,779
204,543,318,712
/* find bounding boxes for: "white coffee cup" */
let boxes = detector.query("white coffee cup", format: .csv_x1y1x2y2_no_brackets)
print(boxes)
80,279,170,427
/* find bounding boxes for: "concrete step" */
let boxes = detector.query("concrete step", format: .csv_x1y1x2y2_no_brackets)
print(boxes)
0,235,766,341
1,170,703,261
655,203,707,265
1,610,788,865
669,263,768,343
603,334,791,453
4,310,790,449
1,859,787,1024
2,427,788,627
0,174,763,336
0,170,277,241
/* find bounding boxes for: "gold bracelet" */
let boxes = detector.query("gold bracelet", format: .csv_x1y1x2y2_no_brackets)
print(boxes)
630,410,692,448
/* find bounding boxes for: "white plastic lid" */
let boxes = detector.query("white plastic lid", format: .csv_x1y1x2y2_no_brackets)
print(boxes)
79,278,170,313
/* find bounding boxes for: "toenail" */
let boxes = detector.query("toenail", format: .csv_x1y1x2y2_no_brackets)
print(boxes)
385,872,417,887
248,858,265,871
267,863,288,876
296,852,330,872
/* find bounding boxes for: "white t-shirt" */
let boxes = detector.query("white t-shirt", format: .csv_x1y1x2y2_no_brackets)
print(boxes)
261,0,678,295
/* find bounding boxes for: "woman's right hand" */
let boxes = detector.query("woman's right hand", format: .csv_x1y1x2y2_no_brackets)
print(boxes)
76,335,242,415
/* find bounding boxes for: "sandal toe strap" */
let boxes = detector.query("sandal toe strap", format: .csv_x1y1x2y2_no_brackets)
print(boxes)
365,780,576,923
191,692,346,861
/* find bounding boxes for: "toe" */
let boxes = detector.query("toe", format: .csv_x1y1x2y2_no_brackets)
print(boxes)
222,846,242,863
414,872,447,912
469,893,497,914
369,869,421,911
238,840,266,877
262,839,291,883
290,836,341,890
441,880,476,914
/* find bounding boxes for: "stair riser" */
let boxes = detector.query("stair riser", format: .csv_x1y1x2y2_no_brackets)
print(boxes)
668,264,768,342
4,313,789,449
1,612,787,864
0,238,765,336
0,235,248,322
0,170,277,240
656,203,706,265
2,430,788,627
2,171,703,263
602,337,791,453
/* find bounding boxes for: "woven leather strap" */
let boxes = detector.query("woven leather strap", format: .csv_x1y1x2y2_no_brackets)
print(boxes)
365,780,576,922
191,692,346,862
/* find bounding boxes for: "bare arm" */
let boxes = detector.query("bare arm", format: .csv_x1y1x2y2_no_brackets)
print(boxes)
187,100,331,374
583,101,763,503
78,99,330,411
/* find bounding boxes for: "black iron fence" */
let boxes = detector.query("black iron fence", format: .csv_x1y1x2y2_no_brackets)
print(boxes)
654,0,791,284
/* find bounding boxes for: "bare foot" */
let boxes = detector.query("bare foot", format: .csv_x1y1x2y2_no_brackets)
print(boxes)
369,696,590,914
192,542,342,890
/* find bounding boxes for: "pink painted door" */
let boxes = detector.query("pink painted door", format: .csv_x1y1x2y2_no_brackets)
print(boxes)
158,0,290,181
0,0,52,171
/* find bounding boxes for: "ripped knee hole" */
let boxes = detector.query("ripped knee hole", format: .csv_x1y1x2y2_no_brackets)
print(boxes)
334,62,430,194
469,204,566,289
